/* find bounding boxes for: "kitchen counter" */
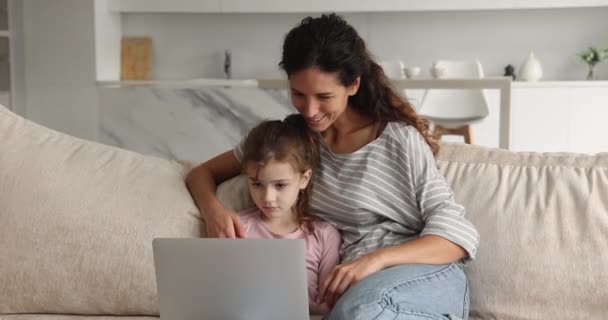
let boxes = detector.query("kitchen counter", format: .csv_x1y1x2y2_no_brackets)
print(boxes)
98,78,511,161
512,81,608,88
97,78,608,162
97,79,261,88
98,79,608,89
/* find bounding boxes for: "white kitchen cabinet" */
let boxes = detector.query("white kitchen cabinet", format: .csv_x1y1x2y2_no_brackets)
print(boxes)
108,0,608,13
569,88,608,154
510,88,572,153
220,0,519,13
108,0,221,13
510,84,608,154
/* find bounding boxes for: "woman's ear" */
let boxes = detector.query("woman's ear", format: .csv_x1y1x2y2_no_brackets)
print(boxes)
299,169,313,189
348,76,361,96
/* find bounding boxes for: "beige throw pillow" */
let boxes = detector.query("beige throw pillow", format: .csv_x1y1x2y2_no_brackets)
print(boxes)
0,105,201,315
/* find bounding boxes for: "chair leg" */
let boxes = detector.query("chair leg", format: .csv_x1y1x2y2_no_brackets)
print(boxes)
463,125,473,144
432,124,473,144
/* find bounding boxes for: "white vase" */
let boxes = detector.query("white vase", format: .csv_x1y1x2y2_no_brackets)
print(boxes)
519,52,543,82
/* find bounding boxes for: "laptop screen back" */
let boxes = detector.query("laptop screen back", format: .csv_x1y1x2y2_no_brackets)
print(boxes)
153,238,309,320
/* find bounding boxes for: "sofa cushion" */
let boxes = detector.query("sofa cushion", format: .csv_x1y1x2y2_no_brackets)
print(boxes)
0,105,201,315
437,144,608,320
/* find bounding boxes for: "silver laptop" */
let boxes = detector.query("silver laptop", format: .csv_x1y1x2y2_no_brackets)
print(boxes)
152,238,310,320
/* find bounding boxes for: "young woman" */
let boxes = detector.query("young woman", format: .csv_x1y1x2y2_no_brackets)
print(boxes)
187,14,479,320
237,115,340,315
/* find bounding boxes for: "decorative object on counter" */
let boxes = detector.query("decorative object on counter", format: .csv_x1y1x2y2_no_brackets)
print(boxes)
430,62,446,79
224,49,232,80
121,37,152,80
504,64,516,80
403,66,421,79
518,52,543,82
578,46,608,80
379,60,406,79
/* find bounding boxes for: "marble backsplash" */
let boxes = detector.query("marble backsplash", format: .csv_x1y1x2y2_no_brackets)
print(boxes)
98,84,501,164
98,87,294,163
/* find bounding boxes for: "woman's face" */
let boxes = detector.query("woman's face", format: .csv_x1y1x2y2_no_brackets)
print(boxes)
288,66,360,132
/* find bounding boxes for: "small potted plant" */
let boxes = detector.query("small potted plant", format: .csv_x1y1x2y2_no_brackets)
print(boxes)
578,46,608,80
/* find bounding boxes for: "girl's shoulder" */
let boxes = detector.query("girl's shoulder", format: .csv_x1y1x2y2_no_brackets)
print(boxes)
310,217,340,240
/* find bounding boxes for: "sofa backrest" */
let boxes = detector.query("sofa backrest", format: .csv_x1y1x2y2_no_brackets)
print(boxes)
213,143,608,319
436,144,608,319
0,105,201,315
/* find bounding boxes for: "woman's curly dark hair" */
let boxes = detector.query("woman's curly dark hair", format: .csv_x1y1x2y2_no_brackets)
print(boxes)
279,13,439,155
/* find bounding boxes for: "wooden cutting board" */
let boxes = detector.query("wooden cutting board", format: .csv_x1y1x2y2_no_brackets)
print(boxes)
121,37,152,80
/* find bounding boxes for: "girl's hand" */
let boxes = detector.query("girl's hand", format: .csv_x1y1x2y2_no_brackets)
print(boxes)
318,251,384,307
204,207,246,238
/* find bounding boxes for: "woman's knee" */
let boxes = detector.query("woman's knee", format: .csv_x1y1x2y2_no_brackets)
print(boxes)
325,264,468,320
327,301,454,320
325,299,381,320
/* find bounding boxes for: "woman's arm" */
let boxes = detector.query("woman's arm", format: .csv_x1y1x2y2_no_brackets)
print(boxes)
406,128,479,262
185,150,244,238
375,234,466,267
318,235,466,307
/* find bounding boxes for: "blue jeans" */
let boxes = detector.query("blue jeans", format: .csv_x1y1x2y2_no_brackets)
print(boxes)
323,263,469,320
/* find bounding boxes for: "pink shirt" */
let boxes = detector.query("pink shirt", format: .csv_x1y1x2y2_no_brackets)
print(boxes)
239,208,341,314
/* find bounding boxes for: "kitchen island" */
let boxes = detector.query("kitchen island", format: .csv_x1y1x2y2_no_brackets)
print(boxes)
97,79,608,164
98,82,293,163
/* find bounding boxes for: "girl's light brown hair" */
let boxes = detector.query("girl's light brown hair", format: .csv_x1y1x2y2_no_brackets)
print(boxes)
241,114,319,234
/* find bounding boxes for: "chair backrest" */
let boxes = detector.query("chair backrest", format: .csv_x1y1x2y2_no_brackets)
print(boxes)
418,60,489,121
379,60,405,79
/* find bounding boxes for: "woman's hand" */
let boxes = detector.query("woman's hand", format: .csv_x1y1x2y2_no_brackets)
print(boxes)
204,207,246,238
317,251,385,307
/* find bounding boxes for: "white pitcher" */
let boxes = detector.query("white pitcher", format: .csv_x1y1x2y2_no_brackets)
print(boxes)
519,51,543,82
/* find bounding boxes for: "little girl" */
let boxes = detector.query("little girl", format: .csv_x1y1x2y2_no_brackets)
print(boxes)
238,114,341,315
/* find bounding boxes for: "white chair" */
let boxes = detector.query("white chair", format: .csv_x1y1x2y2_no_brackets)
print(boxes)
379,60,406,79
418,60,489,144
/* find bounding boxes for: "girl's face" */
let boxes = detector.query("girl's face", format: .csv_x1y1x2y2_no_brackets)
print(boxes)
246,159,312,220
289,66,360,132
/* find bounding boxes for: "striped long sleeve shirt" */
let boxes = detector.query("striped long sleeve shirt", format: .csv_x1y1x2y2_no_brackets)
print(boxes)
235,121,479,264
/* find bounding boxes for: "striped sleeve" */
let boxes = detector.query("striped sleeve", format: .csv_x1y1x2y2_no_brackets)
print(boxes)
404,128,480,261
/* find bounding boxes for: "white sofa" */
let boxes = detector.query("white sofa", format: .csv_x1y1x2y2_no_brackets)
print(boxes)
1,103,607,320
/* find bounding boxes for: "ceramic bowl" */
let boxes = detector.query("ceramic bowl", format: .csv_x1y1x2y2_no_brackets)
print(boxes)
404,67,421,79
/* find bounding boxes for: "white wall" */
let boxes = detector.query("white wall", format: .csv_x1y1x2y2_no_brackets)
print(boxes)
122,7,608,81
17,0,99,140
8,0,24,114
